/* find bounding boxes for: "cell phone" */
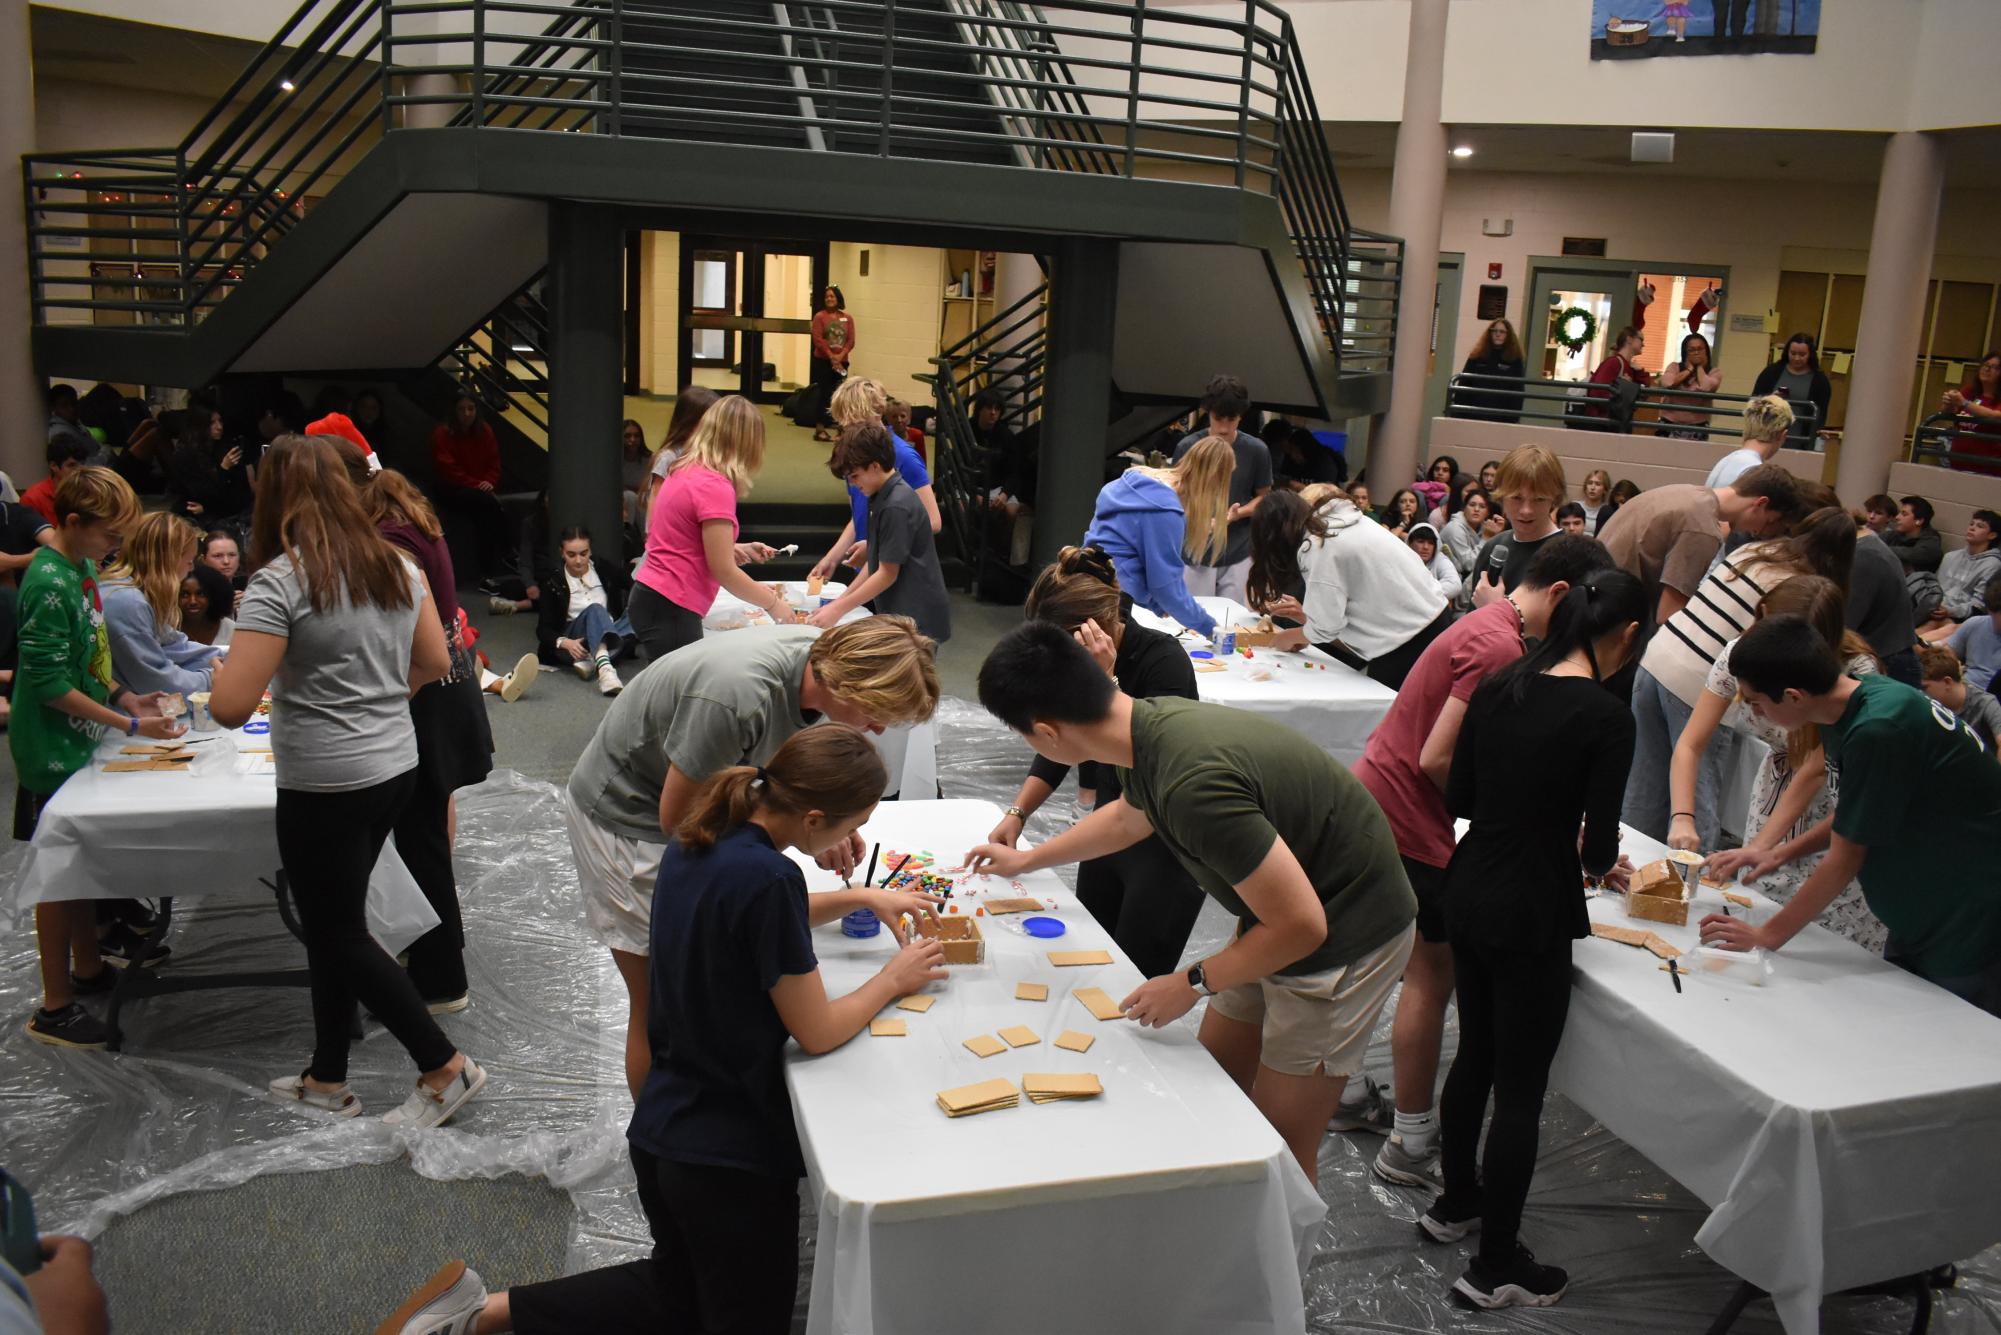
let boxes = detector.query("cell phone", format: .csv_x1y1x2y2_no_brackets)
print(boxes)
0,1169,39,1276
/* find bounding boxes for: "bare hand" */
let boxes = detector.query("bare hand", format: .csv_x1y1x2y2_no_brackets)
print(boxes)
768,600,801,625
841,541,867,568
815,830,867,879
1120,973,1196,1028
1602,854,1636,892
810,554,836,582
185,501,204,516
987,813,1025,848
962,841,1030,878
220,445,243,469
858,888,944,942
1698,912,1769,953
123,691,174,718
734,542,778,565
1667,815,1701,853
1471,570,1505,608
25,1236,108,1335
232,589,244,616
1259,594,1305,622
557,636,586,661
136,715,187,740
524,585,540,603
807,604,844,628
1074,619,1117,679
476,481,495,493
880,938,948,995
1705,845,1784,882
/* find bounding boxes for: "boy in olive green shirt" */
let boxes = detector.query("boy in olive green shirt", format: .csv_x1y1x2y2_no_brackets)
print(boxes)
968,621,1416,1183
14,468,183,1050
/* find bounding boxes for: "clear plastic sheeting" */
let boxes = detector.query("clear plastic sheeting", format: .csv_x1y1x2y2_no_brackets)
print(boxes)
4,739,1997,1333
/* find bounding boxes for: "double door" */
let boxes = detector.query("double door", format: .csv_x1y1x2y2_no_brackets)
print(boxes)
679,238,829,404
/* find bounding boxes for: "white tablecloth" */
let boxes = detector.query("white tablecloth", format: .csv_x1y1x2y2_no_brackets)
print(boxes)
1129,596,1396,765
704,583,937,798
10,728,437,954
784,800,1324,1335
1554,825,2001,1332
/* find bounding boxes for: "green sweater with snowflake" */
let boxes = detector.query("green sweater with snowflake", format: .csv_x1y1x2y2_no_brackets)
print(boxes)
10,547,116,795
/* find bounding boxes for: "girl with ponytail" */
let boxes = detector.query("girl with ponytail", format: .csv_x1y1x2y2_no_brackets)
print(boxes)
385,724,948,1334
1423,567,1644,1308
986,546,1205,976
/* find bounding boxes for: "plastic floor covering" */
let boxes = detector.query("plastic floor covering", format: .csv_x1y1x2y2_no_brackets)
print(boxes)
0,698,1995,1334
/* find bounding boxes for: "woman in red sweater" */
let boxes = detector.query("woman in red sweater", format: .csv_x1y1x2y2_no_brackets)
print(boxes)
1574,325,1650,433
808,286,857,442
1943,350,2001,477
429,393,511,584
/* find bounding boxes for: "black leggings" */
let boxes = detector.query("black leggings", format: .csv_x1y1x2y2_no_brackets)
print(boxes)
626,580,706,663
511,1146,800,1335
394,764,466,1003
1076,835,1206,979
276,773,456,1084
1438,934,1572,1262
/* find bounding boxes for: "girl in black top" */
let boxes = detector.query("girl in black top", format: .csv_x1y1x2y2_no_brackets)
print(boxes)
1421,568,1645,1310
1452,319,1528,423
985,545,1203,976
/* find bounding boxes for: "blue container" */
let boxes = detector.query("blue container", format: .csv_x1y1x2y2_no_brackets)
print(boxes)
841,908,881,938
1215,629,1236,655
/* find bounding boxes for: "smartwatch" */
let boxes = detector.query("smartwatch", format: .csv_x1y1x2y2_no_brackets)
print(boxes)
1186,961,1215,997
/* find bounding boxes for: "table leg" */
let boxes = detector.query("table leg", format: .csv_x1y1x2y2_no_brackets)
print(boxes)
1704,1279,1763,1335
1704,1265,1957,1335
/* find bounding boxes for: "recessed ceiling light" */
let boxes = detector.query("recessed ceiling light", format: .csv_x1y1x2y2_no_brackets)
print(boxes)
1451,145,1474,159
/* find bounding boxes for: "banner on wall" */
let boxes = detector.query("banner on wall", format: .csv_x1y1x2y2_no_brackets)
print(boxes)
1591,0,1818,59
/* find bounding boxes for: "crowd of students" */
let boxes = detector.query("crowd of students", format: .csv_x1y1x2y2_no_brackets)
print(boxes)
10,362,2001,1333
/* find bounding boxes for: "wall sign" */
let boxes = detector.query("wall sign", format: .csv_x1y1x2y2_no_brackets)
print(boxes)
1476,285,1509,321
1561,237,1608,258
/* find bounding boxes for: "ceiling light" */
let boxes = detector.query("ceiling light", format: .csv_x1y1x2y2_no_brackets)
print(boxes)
279,77,296,92
1450,145,1474,159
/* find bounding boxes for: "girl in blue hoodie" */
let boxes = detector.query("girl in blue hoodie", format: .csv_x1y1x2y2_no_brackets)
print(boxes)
1082,437,1233,640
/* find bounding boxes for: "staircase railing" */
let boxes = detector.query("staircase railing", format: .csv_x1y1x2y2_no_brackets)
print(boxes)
23,0,1398,387
436,272,553,441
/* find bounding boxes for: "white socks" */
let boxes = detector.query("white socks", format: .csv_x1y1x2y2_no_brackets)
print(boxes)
1393,1107,1438,1157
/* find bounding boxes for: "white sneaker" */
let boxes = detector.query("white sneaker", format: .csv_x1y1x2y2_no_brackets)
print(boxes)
382,1057,486,1129
486,595,516,616
499,653,537,704
375,1260,486,1335
572,658,594,681
269,1071,362,1118
597,662,624,696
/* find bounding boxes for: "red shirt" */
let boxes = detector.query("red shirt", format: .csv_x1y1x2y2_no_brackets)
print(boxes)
430,421,501,489
1953,390,2001,478
21,477,57,524
1352,598,1524,868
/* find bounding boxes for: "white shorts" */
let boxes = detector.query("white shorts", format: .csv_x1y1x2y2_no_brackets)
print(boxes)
564,789,666,956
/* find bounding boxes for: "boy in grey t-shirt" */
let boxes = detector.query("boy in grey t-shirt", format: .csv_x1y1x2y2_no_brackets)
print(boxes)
1172,372,1272,604
812,423,952,644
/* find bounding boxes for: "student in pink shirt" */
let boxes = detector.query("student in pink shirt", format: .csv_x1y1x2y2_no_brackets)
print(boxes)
628,395,790,662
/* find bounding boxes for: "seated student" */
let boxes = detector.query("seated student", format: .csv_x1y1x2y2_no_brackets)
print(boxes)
1246,489,1452,689
986,545,1204,978
1406,522,1462,601
535,526,634,697
199,529,246,613
964,622,1419,1186
810,424,952,645
1082,436,1233,641
1860,493,1896,536
1919,644,2001,753
1922,509,2001,635
567,618,940,1096
1883,495,1943,574
883,396,924,460
46,382,107,467
21,438,91,526
1356,534,1613,1191
98,512,224,698
381,726,947,1335
1554,502,1590,536
1701,617,2001,1015
1597,464,1803,623
180,561,236,647
1850,518,1923,686
1946,575,2001,692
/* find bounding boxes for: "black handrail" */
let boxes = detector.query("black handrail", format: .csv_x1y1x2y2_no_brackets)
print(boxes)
1445,371,1822,438
1911,411,2001,472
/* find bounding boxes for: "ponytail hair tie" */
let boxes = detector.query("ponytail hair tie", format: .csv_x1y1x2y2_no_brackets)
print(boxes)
754,766,769,785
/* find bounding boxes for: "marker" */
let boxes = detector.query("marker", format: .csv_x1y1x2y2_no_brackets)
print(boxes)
1667,958,1682,994
863,843,880,888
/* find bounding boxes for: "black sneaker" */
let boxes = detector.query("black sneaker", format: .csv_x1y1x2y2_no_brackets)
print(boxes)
26,1004,110,1050
1418,1195,1483,1243
1453,1245,1569,1309
98,924,170,971
70,967,116,997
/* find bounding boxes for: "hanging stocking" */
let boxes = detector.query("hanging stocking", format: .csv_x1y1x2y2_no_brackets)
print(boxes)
1688,285,1721,334
1630,280,1656,333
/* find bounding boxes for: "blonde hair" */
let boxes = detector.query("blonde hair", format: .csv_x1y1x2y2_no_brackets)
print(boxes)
808,616,940,724
1299,482,1349,509
1171,436,1234,564
53,466,141,529
1741,395,1795,446
1580,468,1612,499
102,511,199,632
1025,546,1123,640
829,376,887,427
670,394,765,497
1495,444,1565,509
676,725,886,852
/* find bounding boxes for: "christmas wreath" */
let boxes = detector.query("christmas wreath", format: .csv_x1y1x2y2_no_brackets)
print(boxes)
1552,306,1598,355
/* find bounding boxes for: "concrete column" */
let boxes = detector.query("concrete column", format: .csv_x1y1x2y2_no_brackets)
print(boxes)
987,250,1043,402
402,74,461,130
1032,237,1118,571
1,0,43,487
1370,0,1448,492
1837,132,1944,504
546,202,625,548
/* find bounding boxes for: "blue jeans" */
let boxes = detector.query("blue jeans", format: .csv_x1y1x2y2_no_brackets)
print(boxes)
1623,665,1726,848
568,604,633,662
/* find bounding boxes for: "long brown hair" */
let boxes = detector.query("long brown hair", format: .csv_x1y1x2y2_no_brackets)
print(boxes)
251,435,416,615
676,725,886,852
665,387,719,453
102,511,199,632
1246,489,1317,611
362,468,442,542
1731,506,1855,595
1025,546,1124,641
1465,318,1524,364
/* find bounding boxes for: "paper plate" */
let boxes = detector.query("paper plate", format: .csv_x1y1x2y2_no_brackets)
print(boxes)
1022,915,1066,938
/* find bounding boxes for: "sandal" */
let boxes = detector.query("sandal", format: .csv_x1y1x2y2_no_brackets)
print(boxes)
269,1071,362,1118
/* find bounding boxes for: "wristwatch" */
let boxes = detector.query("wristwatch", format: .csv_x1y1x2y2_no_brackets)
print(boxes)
1186,961,1215,996
1004,805,1027,821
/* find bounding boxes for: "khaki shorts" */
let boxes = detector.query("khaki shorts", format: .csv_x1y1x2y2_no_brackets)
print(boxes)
564,789,666,957
1208,922,1416,1077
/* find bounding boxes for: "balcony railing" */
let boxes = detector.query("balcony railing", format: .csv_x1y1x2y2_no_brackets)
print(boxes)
1446,371,1823,441
1911,411,2001,473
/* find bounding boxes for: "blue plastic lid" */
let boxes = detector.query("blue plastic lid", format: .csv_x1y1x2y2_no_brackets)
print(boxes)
1022,915,1066,938
1189,650,1213,659
242,720,270,735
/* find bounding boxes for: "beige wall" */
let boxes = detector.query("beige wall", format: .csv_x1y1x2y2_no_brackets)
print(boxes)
1426,415,1831,497
828,242,944,408
638,229,680,393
